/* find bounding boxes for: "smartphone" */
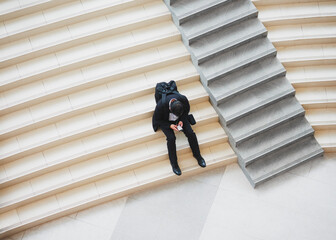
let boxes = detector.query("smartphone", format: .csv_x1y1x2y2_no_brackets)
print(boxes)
177,125,183,131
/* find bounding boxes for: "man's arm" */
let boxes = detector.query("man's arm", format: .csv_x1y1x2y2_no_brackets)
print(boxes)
153,102,171,131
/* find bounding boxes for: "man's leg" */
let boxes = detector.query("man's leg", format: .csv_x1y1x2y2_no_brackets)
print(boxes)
161,127,181,175
182,120,206,168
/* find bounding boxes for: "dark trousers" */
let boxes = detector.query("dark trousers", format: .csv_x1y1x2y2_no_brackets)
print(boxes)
161,119,201,168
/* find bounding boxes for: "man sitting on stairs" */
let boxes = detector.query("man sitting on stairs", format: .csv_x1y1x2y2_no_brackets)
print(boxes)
152,89,206,176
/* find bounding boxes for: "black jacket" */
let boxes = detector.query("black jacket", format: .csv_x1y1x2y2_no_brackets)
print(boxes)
152,93,190,132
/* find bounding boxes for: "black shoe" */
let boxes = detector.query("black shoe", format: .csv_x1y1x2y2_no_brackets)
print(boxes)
195,156,206,168
172,165,182,176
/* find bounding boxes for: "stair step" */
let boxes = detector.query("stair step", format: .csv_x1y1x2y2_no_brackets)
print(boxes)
0,62,198,138
0,13,173,69
173,0,231,25
229,97,305,146
0,120,226,213
0,0,156,44
243,135,323,187
0,142,236,238
217,76,295,125
180,0,258,43
267,22,336,47
306,108,336,130
0,81,209,164
202,37,277,83
209,57,286,104
287,65,336,87
191,18,267,64
0,41,189,115
277,43,336,67
296,86,336,109
257,1,336,26
315,130,336,152
239,116,314,166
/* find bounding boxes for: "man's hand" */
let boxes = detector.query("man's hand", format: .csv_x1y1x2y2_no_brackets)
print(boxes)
178,121,183,127
170,124,179,131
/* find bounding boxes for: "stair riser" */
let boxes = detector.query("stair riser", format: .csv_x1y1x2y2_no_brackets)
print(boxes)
262,16,336,27
235,108,305,146
216,68,286,105
282,58,336,68
188,9,258,44
244,129,315,167
225,89,295,125
0,154,237,238
207,48,277,84
273,36,336,47
197,29,268,64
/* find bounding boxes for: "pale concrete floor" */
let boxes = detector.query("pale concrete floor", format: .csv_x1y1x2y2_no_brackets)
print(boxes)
4,153,336,240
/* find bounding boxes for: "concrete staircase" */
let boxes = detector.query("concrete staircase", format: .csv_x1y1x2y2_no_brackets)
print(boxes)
254,0,336,153
164,0,324,187
0,0,237,238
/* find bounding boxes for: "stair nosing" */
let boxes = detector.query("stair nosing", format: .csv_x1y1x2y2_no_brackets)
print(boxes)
207,47,277,83
225,87,295,125
178,0,231,24
235,107,305,146
187,8,258,43
216,67,286,103
197,28,268,64
253,148,324,186
244,126,315,167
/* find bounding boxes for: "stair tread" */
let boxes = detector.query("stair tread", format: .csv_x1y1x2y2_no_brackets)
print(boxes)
228,96,305,144
245,135,323,186
191,18,266,61
208,56,285,102
217,76,295,123
181,0,256,40
201,37,276,81
238,116,314,164
0,142,236,235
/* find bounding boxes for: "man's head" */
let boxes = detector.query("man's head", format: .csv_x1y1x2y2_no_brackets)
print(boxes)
171,100,184,117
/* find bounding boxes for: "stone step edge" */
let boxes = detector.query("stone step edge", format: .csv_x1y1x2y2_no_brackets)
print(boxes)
271,35,336,47
0,146,237,238
290,77,336,87
260,15,336,27
280,56,336,67
187,8,258,44
196,27,268,64
215,67,286,104
0,50,190,117
177,0,231,25
253,148,323,187
0,133,227,213
234,106,305,146
224,87,295,125
0,0,153,44
0,73,198,139
0,12,172,70
243,126,315,167
0,33,181,114
206,47,277,84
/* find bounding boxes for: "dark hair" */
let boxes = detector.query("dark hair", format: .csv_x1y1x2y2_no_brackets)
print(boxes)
171,100,184,117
